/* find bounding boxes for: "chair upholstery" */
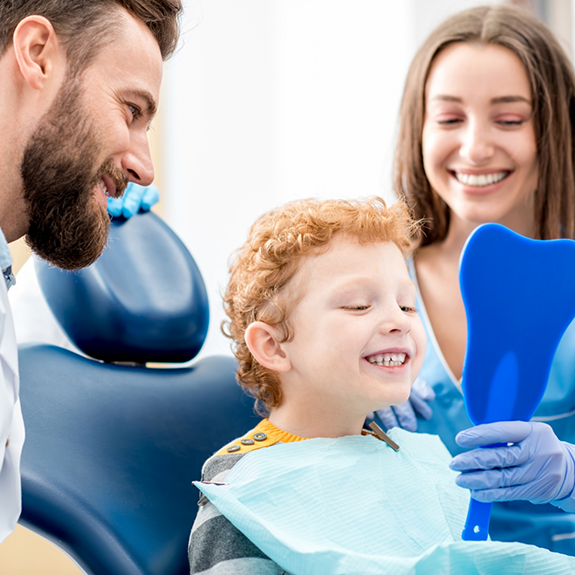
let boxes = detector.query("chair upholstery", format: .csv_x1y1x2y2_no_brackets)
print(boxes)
35,212,209,364
18,211,259,575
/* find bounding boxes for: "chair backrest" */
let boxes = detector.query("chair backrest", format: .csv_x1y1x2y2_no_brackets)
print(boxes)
18,212,259,575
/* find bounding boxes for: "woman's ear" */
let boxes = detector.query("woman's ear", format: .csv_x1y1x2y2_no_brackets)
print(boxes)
13,16,63,91
245,322,291,373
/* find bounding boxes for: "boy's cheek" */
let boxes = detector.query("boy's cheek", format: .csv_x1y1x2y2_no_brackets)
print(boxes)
412,321,427,377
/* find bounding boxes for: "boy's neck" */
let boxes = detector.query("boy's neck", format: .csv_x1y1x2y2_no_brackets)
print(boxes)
268,404,366,439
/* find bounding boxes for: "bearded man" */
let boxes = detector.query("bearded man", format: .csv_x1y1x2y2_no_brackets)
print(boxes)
0,0,182,542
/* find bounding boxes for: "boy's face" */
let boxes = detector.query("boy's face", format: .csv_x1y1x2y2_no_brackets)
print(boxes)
281,237,426,420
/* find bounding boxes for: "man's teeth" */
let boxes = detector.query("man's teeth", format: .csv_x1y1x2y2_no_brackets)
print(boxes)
99,179,109,196
455,172,507,187
367,353,406,367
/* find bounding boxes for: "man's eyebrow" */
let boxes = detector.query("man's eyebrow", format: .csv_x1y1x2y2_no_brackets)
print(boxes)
124,89,158,117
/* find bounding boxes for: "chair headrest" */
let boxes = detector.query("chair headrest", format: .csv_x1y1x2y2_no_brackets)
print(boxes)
35,211,209,364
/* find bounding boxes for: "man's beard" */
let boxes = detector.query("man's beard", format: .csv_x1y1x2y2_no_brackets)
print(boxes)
21,78,127,270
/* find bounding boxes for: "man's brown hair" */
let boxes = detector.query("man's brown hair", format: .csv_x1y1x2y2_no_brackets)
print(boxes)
394,4,575,245
223,197,418,415
0,0,182,72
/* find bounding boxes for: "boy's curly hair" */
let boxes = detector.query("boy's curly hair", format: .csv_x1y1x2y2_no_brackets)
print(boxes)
222,197,419,415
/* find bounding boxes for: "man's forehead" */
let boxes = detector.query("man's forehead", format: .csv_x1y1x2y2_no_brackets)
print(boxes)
82,9,163,99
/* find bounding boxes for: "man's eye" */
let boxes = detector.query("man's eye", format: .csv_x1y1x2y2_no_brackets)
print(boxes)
127,104,142,120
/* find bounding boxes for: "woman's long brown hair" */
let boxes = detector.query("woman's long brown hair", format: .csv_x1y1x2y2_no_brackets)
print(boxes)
394,4,575,245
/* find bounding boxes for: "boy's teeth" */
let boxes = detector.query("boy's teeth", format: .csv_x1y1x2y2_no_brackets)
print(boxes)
455,172,507,187
367,353,406,367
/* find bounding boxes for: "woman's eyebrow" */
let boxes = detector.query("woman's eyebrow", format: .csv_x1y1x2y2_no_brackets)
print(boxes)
428,94,462,103
428,95,531,105
490,95,531,105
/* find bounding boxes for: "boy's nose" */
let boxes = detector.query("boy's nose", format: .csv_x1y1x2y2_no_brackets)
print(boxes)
378,307,411,335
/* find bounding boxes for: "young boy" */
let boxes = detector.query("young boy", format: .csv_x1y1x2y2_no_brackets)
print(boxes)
189,198,575,575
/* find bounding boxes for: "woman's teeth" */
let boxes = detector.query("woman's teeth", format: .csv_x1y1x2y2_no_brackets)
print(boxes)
367,353,406,367
455,172,508,187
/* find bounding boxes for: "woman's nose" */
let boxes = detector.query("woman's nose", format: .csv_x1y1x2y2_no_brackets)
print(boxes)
459,119,494,164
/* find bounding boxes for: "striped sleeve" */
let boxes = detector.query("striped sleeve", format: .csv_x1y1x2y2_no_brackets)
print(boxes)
189,453,287,575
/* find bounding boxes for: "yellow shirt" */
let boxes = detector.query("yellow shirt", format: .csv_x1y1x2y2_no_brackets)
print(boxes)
216,418,385,456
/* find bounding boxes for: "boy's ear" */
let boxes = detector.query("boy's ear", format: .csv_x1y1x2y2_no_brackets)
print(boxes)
13,16,63,91
245,322,291,373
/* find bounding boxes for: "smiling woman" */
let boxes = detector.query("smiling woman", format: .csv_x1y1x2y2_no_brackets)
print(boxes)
422,43,538,239
386,3,575,556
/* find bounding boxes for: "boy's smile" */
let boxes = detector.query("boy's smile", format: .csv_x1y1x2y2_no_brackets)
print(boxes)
270,236,426,437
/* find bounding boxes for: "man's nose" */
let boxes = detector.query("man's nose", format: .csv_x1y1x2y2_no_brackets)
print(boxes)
122,131,154,186
460,119,494,164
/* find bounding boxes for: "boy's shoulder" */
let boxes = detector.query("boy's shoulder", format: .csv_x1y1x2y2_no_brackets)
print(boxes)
198,419,289,508
214,419,282,457
201,419,292,483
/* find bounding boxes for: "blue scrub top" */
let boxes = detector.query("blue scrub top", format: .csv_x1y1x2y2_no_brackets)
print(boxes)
409,259,575,555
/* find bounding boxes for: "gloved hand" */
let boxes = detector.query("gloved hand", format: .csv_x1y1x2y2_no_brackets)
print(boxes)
107,183,160,218
368,377,435,432
449,421,575,511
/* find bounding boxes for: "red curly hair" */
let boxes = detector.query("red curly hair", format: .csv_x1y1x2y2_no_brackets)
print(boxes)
222,197,419,415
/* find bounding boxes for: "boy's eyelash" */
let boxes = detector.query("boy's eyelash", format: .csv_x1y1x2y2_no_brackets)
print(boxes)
400,305,418,313
343,305,370,311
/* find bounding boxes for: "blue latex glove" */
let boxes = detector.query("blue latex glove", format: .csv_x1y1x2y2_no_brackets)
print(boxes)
368,377,435,432
450,421,575,511
107,183,160,218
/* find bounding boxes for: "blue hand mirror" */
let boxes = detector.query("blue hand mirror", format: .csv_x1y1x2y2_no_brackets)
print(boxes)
459,223,575,541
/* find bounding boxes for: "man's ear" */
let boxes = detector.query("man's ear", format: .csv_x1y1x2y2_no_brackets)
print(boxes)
13,16,63,91
245,322,291,373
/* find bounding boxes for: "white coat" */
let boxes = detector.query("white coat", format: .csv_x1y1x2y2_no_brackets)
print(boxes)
0,271,24,543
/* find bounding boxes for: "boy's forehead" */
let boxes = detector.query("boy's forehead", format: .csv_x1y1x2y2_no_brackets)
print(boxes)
293,237,408,288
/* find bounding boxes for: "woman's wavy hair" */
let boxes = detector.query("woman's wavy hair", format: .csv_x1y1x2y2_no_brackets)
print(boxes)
394,4,575,245
222,197,419,415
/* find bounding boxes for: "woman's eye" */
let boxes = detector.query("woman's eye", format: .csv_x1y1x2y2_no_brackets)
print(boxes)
497,119,524,127
437,118,462,125
495,114,525,127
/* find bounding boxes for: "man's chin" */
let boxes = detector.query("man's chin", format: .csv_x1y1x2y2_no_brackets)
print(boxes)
29,240,108,271
26,213,110,271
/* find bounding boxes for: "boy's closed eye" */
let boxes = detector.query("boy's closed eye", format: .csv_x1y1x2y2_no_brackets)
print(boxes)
400,305,419,313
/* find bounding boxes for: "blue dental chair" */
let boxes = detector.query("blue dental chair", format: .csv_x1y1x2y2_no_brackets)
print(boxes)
17,211,259,575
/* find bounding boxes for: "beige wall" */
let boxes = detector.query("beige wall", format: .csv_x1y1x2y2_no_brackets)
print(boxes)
0,90,165,574
0,526,82,574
